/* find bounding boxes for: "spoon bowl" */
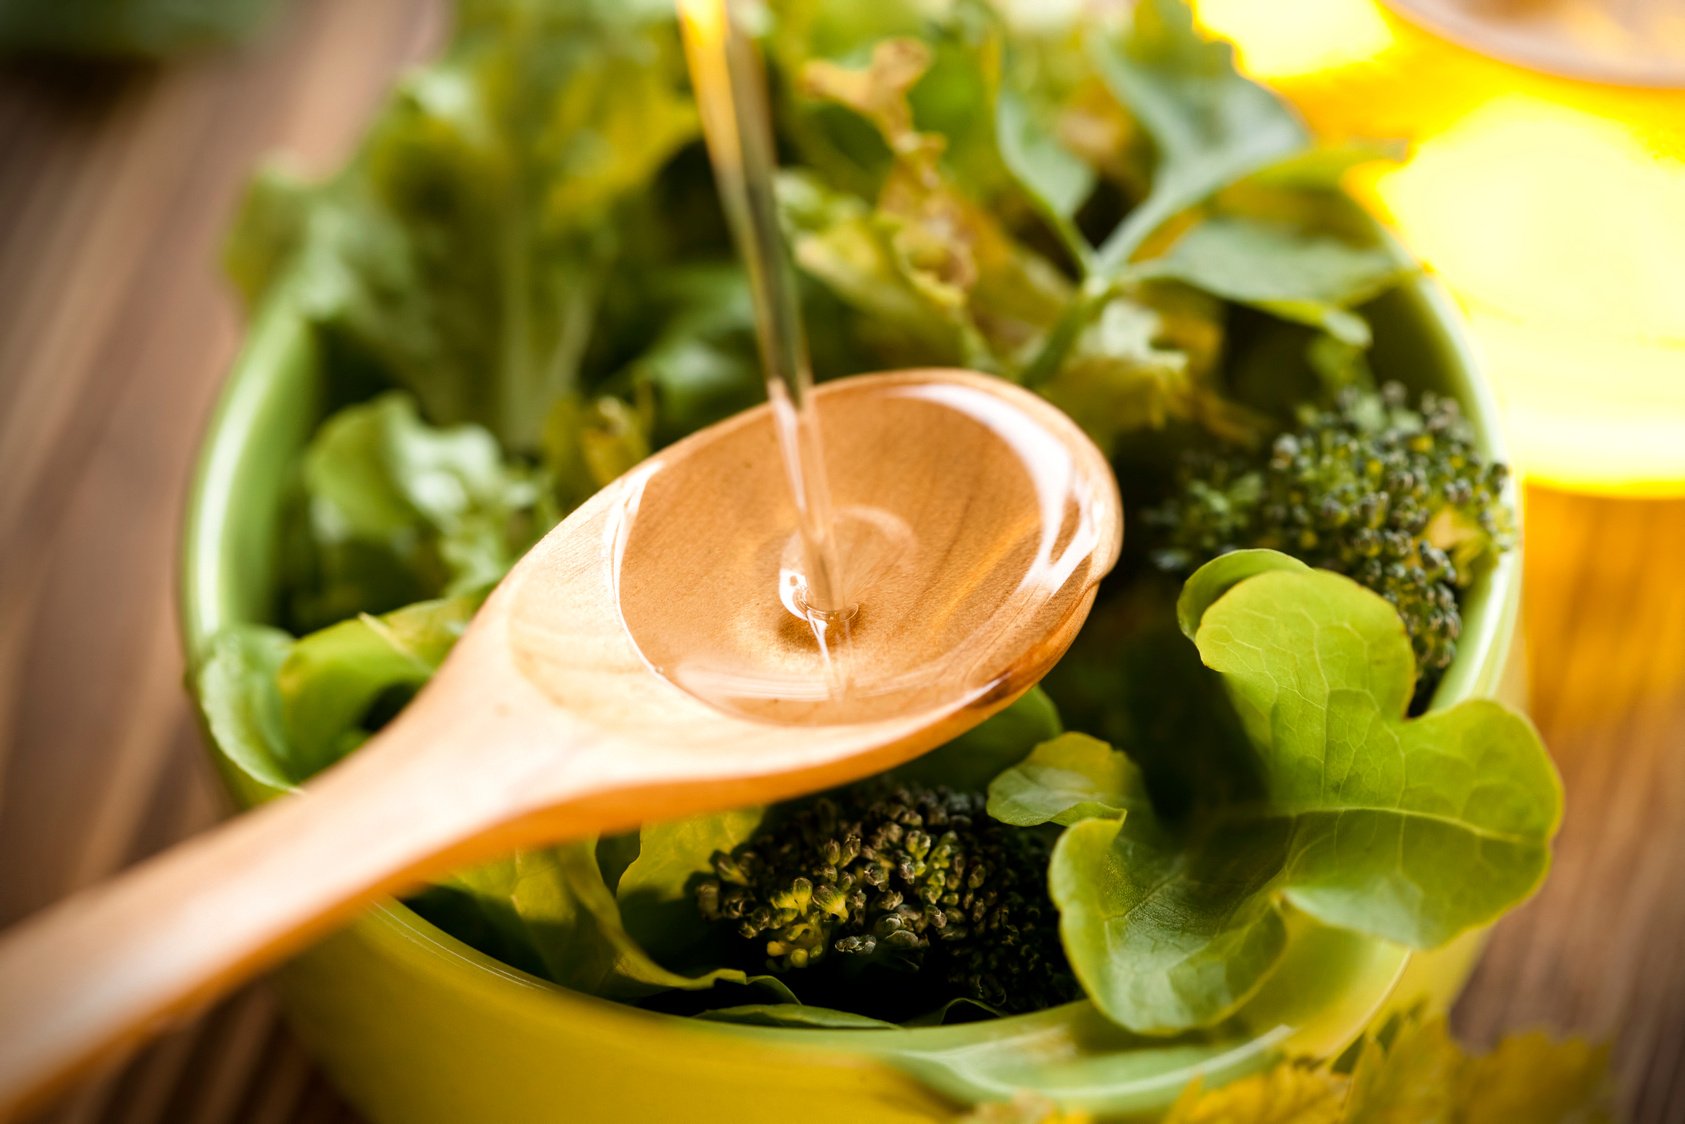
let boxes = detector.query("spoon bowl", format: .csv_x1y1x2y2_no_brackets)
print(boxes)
0,367,1120,1117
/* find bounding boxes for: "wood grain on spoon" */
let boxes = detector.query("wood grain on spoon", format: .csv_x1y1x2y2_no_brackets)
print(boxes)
0,368,1122,1119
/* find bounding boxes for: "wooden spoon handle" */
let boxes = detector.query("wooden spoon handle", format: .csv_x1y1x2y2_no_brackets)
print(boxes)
0,700,590,1120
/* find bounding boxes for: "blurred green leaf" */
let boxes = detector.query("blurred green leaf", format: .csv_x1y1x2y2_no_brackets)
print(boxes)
610,263,768,443
1451,1030,1613,1123
277,592,483,778
1038,286,1263,453
1164,1012,1611,1123
996,85,1093,223
285,394,540,630
1133,216,1412,346
542,390,653,512
1245,140,1408,192
193,626,296,797
225,4,697,449
792,38,1071,375
0,0,275,57
1089,0,1309,270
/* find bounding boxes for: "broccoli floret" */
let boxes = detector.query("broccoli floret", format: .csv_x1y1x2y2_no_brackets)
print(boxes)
697,783,1077,1015
1146,383,1513,695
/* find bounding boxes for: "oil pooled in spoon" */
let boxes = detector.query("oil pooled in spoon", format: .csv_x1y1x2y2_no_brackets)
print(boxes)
612,373,1116,725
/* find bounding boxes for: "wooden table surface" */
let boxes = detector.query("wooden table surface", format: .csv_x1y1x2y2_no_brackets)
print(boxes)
1,2,1681,1121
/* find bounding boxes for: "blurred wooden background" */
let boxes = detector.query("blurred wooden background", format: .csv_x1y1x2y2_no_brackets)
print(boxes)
0,1,1681,1120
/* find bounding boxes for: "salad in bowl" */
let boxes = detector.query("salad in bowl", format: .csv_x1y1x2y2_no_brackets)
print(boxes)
185,0,1564,1118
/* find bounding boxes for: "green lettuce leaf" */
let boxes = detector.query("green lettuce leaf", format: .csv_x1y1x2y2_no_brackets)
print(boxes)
1088,0,1308,270
987,733,1146,827
442,842,747,1000
277,593,484,779
1051,811,1292,1034
790,38,1071,375
996,85,1093,224
1036,285,1262,452
1037,293,1192,448
615,807,765,962
1131,215,1412,347
193,626,296,798
199,592,750,1000
1039,575,1265,820
1196,567,1560,945
225,3,697,450
540,390,654,513
994,46,1096,271
193,595,483,793
609,263,766,444
286,394,540,630
694,1004,900,1029
1052,559,1562,1033
1014,1,1408,436
1175,548,1311,638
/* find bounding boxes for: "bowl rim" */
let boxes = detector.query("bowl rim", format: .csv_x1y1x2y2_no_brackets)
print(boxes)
177,259,1522,1066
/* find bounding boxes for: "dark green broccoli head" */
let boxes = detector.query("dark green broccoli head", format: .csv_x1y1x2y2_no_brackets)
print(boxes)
1146,383,1513,693
698,783,1077,1014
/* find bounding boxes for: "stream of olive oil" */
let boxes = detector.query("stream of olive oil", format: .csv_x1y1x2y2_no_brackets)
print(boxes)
678,0,850,627
612,0,1109,724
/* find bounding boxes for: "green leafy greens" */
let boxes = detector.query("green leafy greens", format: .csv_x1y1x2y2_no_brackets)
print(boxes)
1003,555,1560,1034
1086,0,1309,272
226,2,698,451
195,0,1558,1105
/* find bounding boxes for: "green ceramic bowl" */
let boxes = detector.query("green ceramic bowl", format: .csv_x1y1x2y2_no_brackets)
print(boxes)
179,269,1522,1123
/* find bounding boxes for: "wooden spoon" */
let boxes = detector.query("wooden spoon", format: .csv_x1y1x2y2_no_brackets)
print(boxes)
0,367,1121,1118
